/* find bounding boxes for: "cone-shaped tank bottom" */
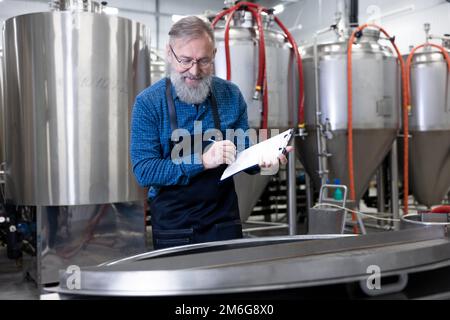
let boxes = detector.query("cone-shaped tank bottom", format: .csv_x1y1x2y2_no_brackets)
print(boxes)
234,173,271,222
409,131,450,207
296,129,397,202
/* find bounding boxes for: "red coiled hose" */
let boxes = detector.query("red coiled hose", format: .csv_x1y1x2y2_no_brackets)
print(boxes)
212,2,304,129
405,43,450,212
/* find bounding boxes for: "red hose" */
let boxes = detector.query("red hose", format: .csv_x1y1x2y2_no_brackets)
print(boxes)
347,24,407,229
405,43,450,212
212,3,265,87
212,4,267,127
211,7,235,27
247,6,266,115
253,7,268,128
223,7,238,80
273,16,305,126
212,2,304,129
406,43,450,106
431,206,450,214
254,7,266,105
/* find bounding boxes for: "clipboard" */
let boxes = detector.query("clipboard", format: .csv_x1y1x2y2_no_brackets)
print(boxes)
220,129,294,181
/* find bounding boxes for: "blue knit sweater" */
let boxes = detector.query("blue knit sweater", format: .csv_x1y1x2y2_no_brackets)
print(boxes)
130,76,251,199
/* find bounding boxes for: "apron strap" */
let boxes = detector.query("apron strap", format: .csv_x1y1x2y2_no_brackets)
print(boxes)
210,93,221,131
165,77,221,132
165,78,179,134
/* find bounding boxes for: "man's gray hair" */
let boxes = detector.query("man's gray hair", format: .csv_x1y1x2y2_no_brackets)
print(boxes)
169,16,215,45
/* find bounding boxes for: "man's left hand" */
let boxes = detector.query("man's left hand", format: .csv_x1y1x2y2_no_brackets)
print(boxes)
259,146,294,176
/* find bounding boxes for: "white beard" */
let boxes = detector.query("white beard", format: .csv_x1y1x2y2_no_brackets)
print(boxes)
169,67,212,105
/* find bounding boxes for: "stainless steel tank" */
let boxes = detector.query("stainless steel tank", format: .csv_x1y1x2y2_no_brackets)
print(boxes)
213,12,297,221
0,49,4,165
3,5,151,205
214,12,297,130
298,29,401,202
407,42,450,207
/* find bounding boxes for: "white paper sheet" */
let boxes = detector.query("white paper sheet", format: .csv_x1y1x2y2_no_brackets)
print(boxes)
220,129,294,181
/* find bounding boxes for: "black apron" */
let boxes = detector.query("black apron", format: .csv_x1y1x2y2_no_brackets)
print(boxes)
149,78,243,250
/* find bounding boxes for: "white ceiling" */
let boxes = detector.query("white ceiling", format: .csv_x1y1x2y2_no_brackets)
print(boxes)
0,0,227,20
0,0,299,49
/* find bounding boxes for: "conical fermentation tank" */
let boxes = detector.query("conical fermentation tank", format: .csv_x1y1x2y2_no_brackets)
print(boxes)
407,39,450,207
297,29,401,202
214,11,298,130
213,10,299,221
0,49,4,166
2,1,151,206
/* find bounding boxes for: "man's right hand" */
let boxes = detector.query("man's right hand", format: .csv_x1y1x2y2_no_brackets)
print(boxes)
202,140,236,170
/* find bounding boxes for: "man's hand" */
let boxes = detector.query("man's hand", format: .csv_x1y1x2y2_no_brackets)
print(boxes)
260,146,294,176
202,140,237,170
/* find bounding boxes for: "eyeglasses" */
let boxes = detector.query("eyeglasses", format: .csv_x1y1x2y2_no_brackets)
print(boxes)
169,45,213,69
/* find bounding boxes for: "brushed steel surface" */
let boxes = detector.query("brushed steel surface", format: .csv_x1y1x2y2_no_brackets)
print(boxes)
214,18,298,221
297,32,400,199
46,226,450,297
233,172,270,222
0,50,4,164
297,129,397,201
100,234,357,266
38,201,146,285
3,12,150,205
409,131,450,207
214,25,297,130
409,49,450,131
403,47,450,206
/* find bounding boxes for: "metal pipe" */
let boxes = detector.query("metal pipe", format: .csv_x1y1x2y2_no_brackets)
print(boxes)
36,206,43,291
390,140,400,230
442,35,450,49
287,146,297,235
356,208,367,234
347,201,367,235
313,27,334,186
305,172,312,222
155,0,160,50
349,0,359,27
376,163,386,226
429,35,450,46
424,23,431,44
245,220,288,226
243,224,289,233
346,221,393,231
335,0,350,39
336,0,347,17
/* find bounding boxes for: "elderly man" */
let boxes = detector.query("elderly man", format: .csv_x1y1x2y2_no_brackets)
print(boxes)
131,16,291,250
